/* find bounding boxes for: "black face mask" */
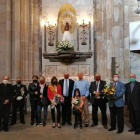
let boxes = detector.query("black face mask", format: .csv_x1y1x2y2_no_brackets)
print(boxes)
33,80,37,83
17,81,21,85
52,81,57,85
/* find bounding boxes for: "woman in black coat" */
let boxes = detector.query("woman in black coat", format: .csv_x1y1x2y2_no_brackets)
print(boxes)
28,75,40,125
37,76,50,127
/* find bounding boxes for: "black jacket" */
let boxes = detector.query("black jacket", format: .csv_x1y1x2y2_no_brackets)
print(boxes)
59,79,74,104
89,80,107,104
28,82,40,100
0,83,14,109
37,85,51,106
125,81,140,111
12,84,27,106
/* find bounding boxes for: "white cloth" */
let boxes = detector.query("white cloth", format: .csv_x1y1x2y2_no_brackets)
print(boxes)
62,31,71,41
16,96,23,101
63,79,69,96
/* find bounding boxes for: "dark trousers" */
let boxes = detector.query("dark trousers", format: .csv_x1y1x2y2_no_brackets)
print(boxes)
129,102,140,132
74,109,82,125
109,104,124,131
12,104,24,123
92,98,107,125
61,103,71,123
0,104,10,130
51,104,61,123
30,100,38,122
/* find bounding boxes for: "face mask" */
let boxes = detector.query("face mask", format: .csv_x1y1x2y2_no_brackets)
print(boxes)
40,80,45,85
52,81,57,85
78,74,83,79
130,78,135,82
95,76,101,81
33,79,37,83
3,80,8,84
76,93,79,97
17,81,21,85
64,75,69,79
114,77,119,82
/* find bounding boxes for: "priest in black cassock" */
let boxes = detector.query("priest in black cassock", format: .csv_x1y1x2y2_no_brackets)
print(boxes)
0,76,14,132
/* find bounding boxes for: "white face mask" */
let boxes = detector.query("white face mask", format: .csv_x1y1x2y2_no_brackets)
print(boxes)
3,80,9,84
114,77,119,82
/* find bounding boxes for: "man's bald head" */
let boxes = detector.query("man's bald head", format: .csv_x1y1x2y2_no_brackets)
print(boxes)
95,73,101,77
129,74,136,79
2,76,9,80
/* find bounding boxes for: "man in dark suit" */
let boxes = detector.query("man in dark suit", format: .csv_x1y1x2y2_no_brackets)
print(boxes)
125,74,140,135
0,76,14,132
108,74,125,134
59,72,74,125
89,73,108,129
10,77,27,125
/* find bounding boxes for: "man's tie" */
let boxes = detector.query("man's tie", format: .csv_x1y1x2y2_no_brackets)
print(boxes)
66,80,68,96
96,82,98,91
114,83,116,87
130,83,134,93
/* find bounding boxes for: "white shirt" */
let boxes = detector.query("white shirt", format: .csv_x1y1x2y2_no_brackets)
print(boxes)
95,81,100,99
63,79,69,96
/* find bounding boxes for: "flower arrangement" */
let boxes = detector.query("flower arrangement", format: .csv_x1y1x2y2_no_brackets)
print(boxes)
50,94,64,109
72,98,81,107
56,40,74,51
103,78,116,100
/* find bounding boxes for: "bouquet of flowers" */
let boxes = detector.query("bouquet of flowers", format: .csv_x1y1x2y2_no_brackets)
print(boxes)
50,94,64,109
56,40,74,51
72,98,81,108
103,78,116,100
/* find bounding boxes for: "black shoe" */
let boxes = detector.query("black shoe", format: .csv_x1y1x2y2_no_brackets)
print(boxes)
10,122,16,126
62,122,66,126
90,123,98,127
128,128,136,132
74,124,77,129
43,122,46,127
52,123,56,128
67,122,72,125
80,124,83,129
103,125,108,129
117,130,123,134
31,121,34,125
36,122,39,126
4,129,9,132
57,124,61,128
84,124,89,127
108,128,116,131
135,131,140,135
39,121,42,125
21,122,26,124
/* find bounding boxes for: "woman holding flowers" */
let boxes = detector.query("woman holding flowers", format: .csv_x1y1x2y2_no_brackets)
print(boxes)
72,88,84,129
47,76,63,128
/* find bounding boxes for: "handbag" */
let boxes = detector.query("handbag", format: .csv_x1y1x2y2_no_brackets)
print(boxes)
42,97,48,106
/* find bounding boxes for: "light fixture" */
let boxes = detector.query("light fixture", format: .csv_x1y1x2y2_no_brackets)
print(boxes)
77,15,91,46
134,0,140,14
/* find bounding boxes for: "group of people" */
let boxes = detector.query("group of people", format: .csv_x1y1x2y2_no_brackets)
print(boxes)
0,72,140,135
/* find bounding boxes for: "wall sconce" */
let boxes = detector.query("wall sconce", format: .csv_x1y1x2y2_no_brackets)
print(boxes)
77,15,92,51
46,21,57,46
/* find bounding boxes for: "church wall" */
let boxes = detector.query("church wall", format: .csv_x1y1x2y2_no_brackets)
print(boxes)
0,0,7,80
42,0,94,82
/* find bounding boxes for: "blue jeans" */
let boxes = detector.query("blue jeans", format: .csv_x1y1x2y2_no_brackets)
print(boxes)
37,105,48,122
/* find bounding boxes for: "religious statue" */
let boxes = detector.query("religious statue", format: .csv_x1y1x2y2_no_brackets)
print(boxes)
62,22,71,41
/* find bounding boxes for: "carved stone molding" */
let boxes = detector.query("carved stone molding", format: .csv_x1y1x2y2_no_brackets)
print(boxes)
33,0,42,8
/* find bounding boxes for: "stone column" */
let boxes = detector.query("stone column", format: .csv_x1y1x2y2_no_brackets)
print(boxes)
6,0,12,79
14,0,21,78
29,0,34,80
